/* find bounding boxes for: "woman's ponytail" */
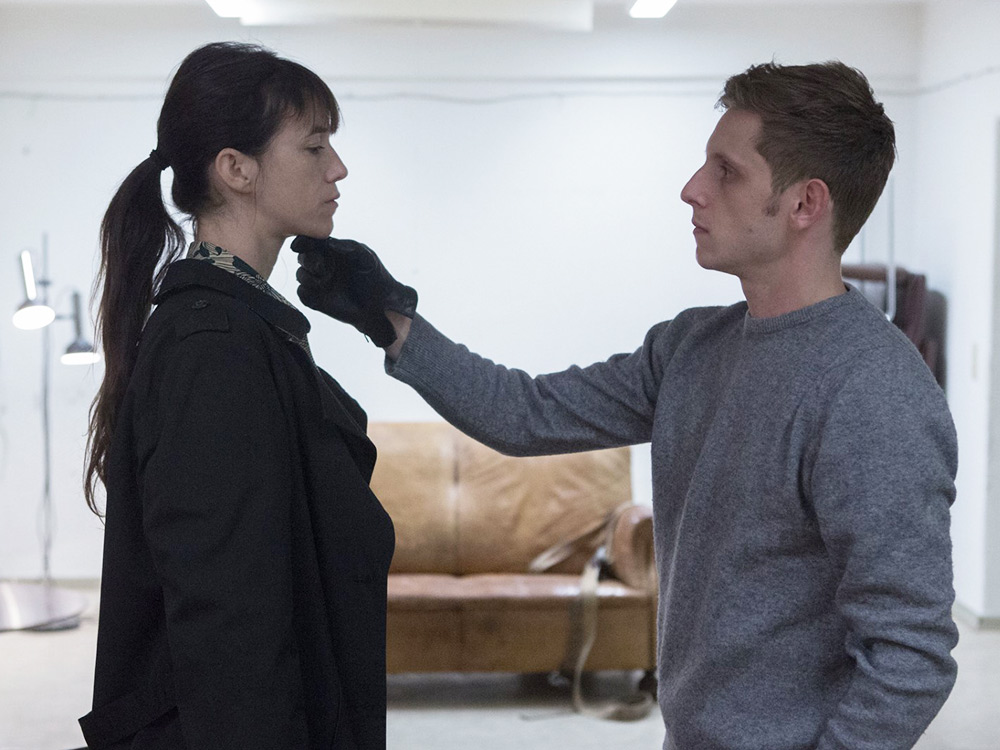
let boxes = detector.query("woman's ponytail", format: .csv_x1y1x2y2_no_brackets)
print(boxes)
84,154,184,515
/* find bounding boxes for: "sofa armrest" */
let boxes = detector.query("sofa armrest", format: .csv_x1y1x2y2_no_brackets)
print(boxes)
607,504,657,593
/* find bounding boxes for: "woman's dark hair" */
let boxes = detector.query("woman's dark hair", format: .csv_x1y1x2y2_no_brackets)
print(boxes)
84,42,340,514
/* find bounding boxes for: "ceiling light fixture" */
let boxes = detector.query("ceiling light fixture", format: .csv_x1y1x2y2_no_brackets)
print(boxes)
203,0,594,30
203,0,248,17
629,0,678,19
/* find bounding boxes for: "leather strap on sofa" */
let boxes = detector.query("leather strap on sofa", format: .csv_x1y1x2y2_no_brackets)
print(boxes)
530,503,655,721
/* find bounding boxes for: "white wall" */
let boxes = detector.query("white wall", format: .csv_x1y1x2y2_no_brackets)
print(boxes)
911,0,1000,622
0,2,923,580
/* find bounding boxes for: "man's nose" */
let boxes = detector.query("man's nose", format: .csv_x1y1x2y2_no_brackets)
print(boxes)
680,166,704,206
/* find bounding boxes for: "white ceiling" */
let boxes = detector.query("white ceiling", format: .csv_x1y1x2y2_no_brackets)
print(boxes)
0,0,927,31
0,0,927,7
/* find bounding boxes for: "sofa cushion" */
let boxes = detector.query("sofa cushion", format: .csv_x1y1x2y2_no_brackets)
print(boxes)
386,575,654,674
368,422,632,576
368,422,459,574
454,435,631,574
388,574,647,611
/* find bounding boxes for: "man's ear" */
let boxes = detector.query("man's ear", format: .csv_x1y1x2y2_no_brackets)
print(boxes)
790,178,832,230
211,147,259,196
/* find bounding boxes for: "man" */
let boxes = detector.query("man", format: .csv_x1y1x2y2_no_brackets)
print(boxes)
294,61,958,749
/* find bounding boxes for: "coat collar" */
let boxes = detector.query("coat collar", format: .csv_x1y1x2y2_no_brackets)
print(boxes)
155,259,310,341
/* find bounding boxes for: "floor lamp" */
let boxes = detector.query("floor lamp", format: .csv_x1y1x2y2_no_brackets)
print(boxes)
0,235,100,632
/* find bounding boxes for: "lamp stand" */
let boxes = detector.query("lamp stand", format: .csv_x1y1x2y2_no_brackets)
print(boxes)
0,234,87,632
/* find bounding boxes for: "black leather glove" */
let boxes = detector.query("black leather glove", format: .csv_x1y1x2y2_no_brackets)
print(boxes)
292,235,417,348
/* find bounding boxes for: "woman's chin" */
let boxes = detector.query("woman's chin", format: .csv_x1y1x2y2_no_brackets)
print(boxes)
299,219,334,240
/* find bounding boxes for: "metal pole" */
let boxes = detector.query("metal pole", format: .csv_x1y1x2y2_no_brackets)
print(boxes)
0,233,86,631
885,181,897,322
40,233,53,584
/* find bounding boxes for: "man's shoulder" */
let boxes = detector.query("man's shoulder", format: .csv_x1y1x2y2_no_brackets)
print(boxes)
657,300,747,335
677,300,748,322
804,294,950,431
635,302,748,380
819,289,935,381
644,301,747,352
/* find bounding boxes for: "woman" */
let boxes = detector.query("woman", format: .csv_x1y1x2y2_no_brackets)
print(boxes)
80,42,395,750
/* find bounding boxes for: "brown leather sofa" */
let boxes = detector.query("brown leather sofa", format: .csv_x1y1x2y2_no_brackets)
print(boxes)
368,422,657,678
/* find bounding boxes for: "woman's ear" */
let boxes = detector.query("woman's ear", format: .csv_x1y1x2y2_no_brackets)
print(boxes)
211,147,259,196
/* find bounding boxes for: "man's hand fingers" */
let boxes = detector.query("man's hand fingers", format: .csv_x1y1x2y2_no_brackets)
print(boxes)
297,250,335,279
296,265,326,286
290,235,328,254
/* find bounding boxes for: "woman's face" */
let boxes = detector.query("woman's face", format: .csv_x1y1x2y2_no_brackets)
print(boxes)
254,110,348,242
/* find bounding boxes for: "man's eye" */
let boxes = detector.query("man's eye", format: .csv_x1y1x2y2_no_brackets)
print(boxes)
308,146,324,154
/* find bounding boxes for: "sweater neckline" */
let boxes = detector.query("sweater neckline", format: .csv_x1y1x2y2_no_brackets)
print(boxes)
742,285,859,336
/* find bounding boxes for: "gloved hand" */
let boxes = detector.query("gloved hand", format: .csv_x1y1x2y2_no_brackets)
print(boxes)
292,235,417,348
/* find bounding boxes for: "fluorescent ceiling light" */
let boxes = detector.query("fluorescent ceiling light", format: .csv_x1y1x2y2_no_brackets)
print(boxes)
203,0,593,30
203,0,246,16
629,0,678,19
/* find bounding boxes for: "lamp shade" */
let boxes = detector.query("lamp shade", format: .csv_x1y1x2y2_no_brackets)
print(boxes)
13,249,56,329
59,292,100,365
13,300,56,330
61,339,101,366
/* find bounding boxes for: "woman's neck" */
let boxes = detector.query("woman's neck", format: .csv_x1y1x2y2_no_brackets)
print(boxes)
195,212,282,280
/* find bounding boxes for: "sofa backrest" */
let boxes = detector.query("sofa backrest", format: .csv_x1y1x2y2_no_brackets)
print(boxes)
367,422,632,576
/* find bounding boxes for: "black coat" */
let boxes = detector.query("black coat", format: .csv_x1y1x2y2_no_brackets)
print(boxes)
80,260,394,750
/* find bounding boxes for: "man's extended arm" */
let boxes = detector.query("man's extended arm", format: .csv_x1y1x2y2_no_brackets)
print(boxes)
295,235,666,455
385,312,665,456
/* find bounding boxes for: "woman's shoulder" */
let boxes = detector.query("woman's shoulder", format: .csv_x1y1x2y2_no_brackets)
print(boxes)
135,287,280,391
149,284,268,340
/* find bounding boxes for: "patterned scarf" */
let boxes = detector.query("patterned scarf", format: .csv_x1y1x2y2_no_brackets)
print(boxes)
186,241,313,358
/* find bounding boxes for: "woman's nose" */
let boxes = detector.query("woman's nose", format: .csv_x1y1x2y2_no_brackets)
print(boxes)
329,149,348,182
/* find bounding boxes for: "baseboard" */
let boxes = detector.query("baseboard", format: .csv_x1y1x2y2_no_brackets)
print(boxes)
953,600,1000,630
17,583,1000,629
0,578,100,591
54,578,102,591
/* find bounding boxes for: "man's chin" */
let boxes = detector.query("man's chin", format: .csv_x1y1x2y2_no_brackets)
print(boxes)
695,248,738,276
694,246,716,271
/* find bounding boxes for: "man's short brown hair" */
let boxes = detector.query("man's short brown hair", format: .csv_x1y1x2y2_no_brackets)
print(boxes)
720,61,896,254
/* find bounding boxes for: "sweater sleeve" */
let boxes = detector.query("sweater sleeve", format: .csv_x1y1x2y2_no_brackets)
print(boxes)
808,347,958,749
385,313,670,455
140,327,308,749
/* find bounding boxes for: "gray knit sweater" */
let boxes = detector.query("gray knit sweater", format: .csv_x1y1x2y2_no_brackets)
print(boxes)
386,286,958,750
